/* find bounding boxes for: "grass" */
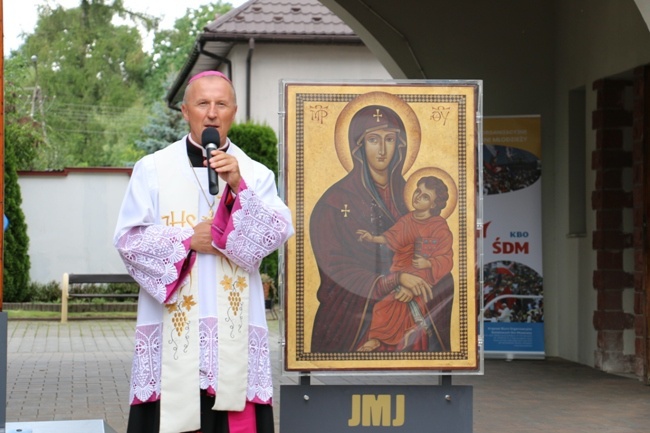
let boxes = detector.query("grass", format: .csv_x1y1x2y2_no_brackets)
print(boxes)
6,309,136,320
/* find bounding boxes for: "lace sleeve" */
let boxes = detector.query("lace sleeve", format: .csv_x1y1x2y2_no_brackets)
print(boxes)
212,184,291,274
116,225,195,303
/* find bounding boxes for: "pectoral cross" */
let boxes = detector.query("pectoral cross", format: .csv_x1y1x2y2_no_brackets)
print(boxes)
341,204,351,218
202,208,215,221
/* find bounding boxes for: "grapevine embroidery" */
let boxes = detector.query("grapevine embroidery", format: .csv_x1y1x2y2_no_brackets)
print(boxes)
166,286,197,360
220,272,248,338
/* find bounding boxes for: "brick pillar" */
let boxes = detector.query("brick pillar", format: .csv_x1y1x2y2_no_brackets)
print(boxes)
632,65,650,382
591,78,635,373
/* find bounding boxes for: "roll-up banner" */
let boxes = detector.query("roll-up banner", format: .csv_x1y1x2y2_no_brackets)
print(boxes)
482,116,544,359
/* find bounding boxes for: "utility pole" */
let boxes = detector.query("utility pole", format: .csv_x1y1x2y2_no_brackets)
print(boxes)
28,55,47,142
29,55,38,119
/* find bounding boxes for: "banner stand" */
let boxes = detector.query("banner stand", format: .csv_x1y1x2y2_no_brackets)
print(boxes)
482,116,544,359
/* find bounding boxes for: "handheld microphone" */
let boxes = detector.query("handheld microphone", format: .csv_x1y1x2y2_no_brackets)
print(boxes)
201,127,220,195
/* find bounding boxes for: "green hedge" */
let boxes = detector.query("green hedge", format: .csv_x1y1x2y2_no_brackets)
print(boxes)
229,122,281,285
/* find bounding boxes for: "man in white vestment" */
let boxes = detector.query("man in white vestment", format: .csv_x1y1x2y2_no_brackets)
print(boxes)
114,70,294,433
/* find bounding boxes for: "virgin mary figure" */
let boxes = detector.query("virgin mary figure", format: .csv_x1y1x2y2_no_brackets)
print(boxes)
310,98,431,353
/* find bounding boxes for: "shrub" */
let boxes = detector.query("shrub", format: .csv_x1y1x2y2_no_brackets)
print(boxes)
68,282,139,303
3,133,31,302
228,122,278,174
28,280,61,302
228,122,281,284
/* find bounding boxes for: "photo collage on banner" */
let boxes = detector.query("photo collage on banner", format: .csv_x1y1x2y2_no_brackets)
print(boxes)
482,116,544,358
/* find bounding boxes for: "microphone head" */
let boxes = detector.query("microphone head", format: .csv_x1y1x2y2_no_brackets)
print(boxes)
201,127,221,148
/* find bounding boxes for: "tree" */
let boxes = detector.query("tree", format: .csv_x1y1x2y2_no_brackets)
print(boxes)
137,2,233,152
98,102,147,166
3,135,32,302
4,56,43,170
136,100,187,153
146,2,233,102
15,1,154,168
2,58,42,301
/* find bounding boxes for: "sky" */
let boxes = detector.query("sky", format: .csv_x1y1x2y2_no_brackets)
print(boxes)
3,0,248,54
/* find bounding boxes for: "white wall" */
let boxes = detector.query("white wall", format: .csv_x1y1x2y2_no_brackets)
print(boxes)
228,43,391,133
19,169,132,284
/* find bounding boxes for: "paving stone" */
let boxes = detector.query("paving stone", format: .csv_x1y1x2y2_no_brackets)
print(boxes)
5,319,650,433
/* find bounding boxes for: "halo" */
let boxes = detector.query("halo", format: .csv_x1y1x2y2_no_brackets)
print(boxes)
404,167,458,219
334,91,421,173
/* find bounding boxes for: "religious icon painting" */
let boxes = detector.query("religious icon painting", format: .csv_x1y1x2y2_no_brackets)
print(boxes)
280,81,482,371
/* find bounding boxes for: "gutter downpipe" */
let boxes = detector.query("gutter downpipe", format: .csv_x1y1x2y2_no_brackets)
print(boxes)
246,38,255,121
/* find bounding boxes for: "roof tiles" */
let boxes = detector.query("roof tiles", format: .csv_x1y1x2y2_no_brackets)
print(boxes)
205,0,356,37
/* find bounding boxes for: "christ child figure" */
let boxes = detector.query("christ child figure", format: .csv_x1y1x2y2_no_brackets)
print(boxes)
356,175,453,352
